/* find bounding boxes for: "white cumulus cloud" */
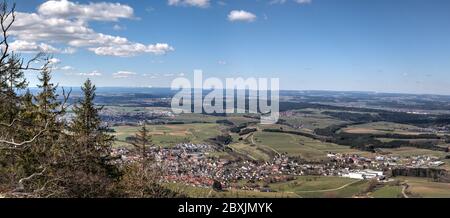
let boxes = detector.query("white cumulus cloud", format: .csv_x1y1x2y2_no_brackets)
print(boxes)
9,40,75,54
113,71,137,78
270,0,312,4
78,70,102,77
168,0,210,8
295,0,312,4
269,0,287,4
228,10,257,22
89,43,174,57
38,0,134,21
8,1,173,57
48,58,61,64
59,65,74,70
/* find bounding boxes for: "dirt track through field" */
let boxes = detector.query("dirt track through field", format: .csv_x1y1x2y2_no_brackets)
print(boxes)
402,183,410,198
294,180,361,193
251,133,280,156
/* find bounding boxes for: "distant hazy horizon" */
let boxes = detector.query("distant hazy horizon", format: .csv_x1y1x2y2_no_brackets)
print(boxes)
12,0,450,95
25,86,450,97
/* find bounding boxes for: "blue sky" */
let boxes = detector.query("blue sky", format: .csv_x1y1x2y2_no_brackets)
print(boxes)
11,0,450,94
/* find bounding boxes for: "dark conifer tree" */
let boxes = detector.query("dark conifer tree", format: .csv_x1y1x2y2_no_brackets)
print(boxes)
35,62,60,124
71,79,113,152
66,79,119,197
0,55,27,123
132,124,153,160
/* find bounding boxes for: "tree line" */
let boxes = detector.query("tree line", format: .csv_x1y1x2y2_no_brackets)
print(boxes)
0,1,180,198
314,123,448,152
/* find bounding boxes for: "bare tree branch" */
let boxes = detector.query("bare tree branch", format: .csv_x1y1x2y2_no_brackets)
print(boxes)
0,1,47,72
0,87,71,150
0,118,18,127
60,87,72,113
0,1,15,64
15,167,47,192
0,121,49,149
